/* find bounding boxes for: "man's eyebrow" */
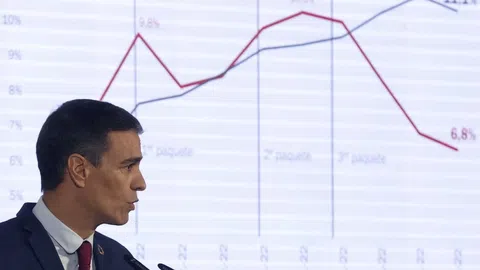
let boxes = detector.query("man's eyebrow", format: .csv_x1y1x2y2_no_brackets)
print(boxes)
120,156,143,165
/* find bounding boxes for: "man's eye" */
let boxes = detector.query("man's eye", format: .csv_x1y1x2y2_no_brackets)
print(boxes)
126,164,134,171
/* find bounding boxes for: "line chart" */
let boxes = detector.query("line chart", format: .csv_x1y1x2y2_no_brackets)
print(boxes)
2,0,480,268
100,0,458,151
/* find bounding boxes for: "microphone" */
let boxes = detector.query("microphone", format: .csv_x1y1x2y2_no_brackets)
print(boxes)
157,263,175,270
124,254,150,270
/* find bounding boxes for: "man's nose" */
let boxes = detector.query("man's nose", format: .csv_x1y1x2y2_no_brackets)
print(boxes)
132,173,147,191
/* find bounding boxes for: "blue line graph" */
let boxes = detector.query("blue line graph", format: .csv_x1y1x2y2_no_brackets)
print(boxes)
426,0,459,12
129,0,456,114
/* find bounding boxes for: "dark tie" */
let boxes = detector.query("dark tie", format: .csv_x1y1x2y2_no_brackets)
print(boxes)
77,241,92,270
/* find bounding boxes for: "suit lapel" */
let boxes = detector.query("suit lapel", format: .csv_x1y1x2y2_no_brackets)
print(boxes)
20,211,64,270
93,237,105,270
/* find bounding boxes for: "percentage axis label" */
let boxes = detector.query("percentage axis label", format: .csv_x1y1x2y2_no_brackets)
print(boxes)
8,49,22,60
8,120,23,130
9,189,24,201
3,14,21,25
9,155,23,166
8,85,23,95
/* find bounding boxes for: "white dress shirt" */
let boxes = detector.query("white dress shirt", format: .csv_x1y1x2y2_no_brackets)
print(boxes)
32,197,96,270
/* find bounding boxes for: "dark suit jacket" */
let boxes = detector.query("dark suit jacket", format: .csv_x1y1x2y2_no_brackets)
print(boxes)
0,202,136,270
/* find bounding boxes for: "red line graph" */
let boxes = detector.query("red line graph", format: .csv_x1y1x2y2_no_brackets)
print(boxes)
100,11,458,151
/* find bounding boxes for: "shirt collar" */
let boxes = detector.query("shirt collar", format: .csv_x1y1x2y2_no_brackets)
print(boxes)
32,196,95,254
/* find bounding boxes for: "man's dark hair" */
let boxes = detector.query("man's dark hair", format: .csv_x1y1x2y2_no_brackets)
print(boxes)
36,99,144,191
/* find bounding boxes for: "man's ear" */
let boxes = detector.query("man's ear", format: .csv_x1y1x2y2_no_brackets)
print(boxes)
66,154,92,188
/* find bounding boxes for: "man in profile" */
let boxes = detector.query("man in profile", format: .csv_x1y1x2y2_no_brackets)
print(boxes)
0,99,147,270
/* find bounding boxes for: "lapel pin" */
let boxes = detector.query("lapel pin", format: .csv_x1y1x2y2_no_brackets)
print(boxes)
98,244,104,255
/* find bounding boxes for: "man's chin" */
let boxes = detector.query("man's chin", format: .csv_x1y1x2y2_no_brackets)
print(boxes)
117,216,129,225
104,215,129,226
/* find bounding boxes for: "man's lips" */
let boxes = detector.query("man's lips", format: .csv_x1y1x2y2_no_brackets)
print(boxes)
128,201,137,210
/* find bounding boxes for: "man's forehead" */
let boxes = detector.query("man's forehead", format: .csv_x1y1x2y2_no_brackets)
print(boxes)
105,130,141,154
108,130,139,142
